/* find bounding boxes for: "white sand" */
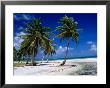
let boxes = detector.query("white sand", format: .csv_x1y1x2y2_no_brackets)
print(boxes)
14,58,97,75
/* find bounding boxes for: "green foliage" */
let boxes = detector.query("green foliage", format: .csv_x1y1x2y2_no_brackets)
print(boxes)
13,47,23,62
56,15,79,44
18,18,55,65
44,40,56,56
14,47,18,61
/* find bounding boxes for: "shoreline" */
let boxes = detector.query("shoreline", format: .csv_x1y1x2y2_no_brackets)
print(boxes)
14,58,97,75
14,58,97,63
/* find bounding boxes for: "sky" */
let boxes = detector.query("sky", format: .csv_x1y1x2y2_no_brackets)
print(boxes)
14,13,97,59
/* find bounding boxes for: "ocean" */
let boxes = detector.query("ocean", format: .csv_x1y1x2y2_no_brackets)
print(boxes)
34,56,97,61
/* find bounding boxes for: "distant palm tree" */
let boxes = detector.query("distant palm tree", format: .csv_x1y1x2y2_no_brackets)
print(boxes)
56,15,79,66
14,47,23,62
20,18,52,66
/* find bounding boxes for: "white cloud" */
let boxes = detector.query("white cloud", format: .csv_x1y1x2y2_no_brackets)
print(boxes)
56,46,74,53
14,15,20,20
59,46,63,49
18,26,24,30
75,21,78,25
14,36,23,49
90,44,97,52
57,46,66,53
87,41,97,52
52,46,74,58
22,14,30,20
14,14,31,21
76,28,83,31
87,41,94,44
14,32,25,49
16,31,26,36
52,38,55,40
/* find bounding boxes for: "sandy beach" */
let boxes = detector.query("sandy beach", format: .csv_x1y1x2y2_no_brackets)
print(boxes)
14,58,97,75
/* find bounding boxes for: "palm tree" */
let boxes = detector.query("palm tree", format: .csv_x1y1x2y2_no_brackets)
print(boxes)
19,18,52,66
14,47,23,62
56,15,79,66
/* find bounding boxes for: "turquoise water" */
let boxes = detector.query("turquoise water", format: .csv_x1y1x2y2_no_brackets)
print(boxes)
35,56,97,61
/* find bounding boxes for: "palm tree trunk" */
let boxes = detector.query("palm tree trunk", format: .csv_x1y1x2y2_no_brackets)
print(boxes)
31,50,36,66
60,38,70,66
65,39,70,60
26,59,29,64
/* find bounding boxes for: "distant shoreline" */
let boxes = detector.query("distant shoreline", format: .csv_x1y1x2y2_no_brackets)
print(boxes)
14,56,97,62
50,58,97,62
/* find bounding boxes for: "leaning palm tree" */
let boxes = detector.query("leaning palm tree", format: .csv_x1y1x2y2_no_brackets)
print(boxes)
56,15,79,66
19,18,52,66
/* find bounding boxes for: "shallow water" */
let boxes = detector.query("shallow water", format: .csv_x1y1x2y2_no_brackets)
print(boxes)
69,62,97,75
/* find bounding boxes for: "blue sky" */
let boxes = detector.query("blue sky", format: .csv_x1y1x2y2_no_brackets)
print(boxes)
14,13,97,59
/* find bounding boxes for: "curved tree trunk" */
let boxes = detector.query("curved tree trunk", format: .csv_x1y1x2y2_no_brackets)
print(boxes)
31,50,36,66
60,38,70,66
31,43,39,66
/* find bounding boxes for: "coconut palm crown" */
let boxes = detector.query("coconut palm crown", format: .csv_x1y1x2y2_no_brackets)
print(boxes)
19,18,53,66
